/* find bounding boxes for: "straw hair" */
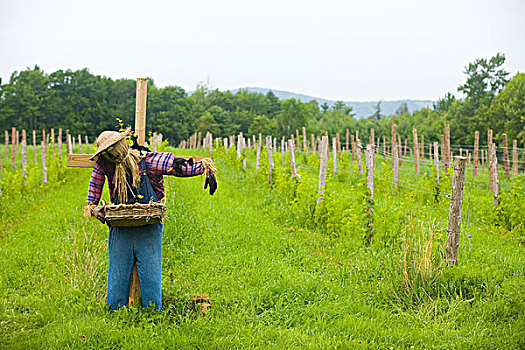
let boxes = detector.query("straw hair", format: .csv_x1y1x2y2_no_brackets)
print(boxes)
90,127,131,160
108,138,145,204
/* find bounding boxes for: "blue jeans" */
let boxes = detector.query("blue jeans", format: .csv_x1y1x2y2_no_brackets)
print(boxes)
107,223,163,311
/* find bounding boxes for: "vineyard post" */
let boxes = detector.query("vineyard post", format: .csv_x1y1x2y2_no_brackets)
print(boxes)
513,140,518,175
85,136,89,151
488,129,493,185
273,137,276,153
502,134,510,181
255,140,261,174
365,144,374,245
50,128,55,155
332,137,337,176
281,137,285,162
296,129,300,151
289,139,298,181
58,128,63,160
197,132,202,149
345,128,349,151
41,141,47,186
242,137,246,171
398,135,403,167
413,128,420,174
22,130,27,183
351,135,356,161
357,139,363,174
311,134,315,153
78,134,82,153
67,134,73,154
420,134,424,165
223,138,228,152
473,131,479,177
434,142,439,185
236,133,242,160
11,127,16,170
376,137,380,154
481,149,485,172
440,134,445,170
303,127,307,152
445,124,451,171
252,135,256,150
336,132,341,157
393,139,399,188
208,133,213,156
33,130,37,164
489,143,499,206
317,135,329,204
391,124,396,169
382,136,386,164
446,156,466,265
4,130,8,159
267,136,273,185
370,128,375,167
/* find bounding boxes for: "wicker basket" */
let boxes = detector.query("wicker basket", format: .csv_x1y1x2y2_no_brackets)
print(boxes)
104,202,167,227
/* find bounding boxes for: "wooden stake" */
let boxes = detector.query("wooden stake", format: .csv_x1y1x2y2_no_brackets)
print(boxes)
41,141,48,185
255,140,261,174
11,127,16,170
489,143,499,206
357,139,363,174
4,130,8,160
267,136,273,185
135,78,148,145
303,126,307,152
332,137,337,176
391,124,396,169
513,140,518,176
281,136,285,162
351,135,356,162
434,142,439,185
398,135,403,167
21,130,27,183
393,140,399,188
420,134,424,165
51,128,55,151
58,128,63,160
317,136,329,204
502,134,510,181
473,131,479,177
365,144,374,245
370,128,375,167
413,128,420,174
481,149,485,172
382,136,386,164
446,156,467,265
345,128,349,151
78,135,82,153
289,139,298,181
33,130,37,164
311,134,315,153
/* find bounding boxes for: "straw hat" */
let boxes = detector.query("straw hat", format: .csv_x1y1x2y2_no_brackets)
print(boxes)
89,127,131,160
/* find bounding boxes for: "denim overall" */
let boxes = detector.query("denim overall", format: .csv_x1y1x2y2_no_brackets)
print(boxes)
107,159,163,311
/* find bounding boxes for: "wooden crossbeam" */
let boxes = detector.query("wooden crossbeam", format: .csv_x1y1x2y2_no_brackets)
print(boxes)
67,154,211,168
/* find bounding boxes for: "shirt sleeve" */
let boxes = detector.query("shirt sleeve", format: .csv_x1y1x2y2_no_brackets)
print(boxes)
146,152,205,177
87,161,106,205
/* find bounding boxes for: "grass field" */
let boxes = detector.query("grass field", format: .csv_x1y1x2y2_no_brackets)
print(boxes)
0,145,524,349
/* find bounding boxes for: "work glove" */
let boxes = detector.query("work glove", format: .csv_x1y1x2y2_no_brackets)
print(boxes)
204,173,217,195
90,205,106,224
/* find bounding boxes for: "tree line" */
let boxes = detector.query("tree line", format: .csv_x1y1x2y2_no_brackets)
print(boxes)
0,53,523,146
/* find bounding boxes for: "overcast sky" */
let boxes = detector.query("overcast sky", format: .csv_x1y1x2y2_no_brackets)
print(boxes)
1,0,523,101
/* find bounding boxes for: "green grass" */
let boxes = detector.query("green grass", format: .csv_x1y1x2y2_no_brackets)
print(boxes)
0,146,524,349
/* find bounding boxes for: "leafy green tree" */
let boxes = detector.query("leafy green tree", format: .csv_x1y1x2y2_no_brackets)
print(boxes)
248,115,276,136
458,53,509,108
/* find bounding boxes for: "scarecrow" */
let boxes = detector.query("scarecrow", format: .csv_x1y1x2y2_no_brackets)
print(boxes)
85,127,216,311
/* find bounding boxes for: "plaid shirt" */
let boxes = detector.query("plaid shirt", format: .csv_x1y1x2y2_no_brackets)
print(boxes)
87,152,204,205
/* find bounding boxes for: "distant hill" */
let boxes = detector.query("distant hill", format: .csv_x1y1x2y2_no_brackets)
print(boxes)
228,87,434,119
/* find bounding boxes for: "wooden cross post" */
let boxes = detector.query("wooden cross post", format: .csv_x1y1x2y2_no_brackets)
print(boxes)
67,78,210,307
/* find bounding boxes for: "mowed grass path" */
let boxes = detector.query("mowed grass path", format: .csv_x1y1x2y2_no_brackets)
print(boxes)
0,152,523,349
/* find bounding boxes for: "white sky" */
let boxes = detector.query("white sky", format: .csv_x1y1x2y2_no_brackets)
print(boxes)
1,0,523,101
